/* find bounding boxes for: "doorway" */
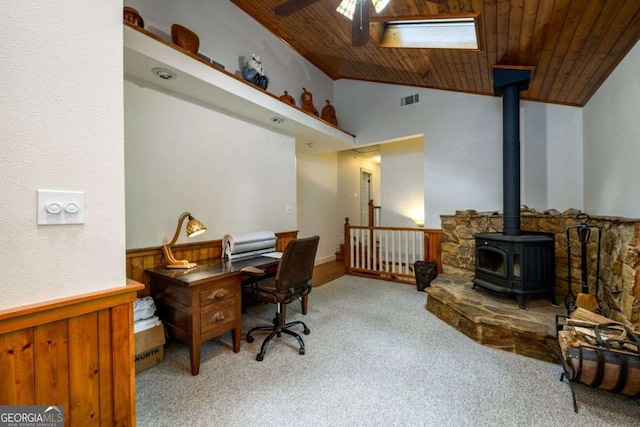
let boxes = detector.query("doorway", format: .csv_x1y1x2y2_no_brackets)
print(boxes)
360,169,373,225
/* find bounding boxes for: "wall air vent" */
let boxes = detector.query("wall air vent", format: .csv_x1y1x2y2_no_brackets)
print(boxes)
400,93,420,107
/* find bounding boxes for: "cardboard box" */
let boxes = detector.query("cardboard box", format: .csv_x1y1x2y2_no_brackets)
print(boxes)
134,323,165,374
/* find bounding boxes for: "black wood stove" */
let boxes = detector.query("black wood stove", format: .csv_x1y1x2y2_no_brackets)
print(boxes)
472,66,556,309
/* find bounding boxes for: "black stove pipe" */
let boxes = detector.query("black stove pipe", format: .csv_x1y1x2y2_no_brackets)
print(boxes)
492,66,534,237
502,84,521,236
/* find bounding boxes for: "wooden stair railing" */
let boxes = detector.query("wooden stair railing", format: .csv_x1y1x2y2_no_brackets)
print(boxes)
368,199,381,227
343,217,442,283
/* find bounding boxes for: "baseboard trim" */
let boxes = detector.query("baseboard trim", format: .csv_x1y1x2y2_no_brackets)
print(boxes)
315,254,337,265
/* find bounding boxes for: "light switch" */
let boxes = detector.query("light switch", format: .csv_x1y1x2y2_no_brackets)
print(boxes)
37,190,85,225
286,205,294,214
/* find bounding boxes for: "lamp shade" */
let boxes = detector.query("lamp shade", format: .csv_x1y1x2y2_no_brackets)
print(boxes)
186,217,207,237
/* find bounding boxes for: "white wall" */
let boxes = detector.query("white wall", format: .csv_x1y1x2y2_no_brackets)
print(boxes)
125,81,297,248
522,102,548,209
336,81,426,142
0,1,125,310
336,80,504,228
127,0,335,107
545,104,583,210
296,153,343,262
583,41,640,218
123,0,344,256
423,91,504,227
522,102,583,211
380,138,424,227
336,79,585,228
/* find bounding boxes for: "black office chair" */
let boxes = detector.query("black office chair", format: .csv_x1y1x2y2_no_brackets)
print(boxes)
241,235,319,361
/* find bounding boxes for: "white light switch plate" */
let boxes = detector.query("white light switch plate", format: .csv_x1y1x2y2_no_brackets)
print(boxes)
37,190,85,225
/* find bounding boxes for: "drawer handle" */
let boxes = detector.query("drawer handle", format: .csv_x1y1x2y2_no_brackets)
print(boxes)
206,288,229,300
210,311,226,322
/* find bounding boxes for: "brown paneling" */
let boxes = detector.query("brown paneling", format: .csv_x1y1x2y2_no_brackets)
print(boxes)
33,320,69,423
574,5,640,104
425,229,444,273
0,283,142,426
97,310,114,427
0,329,35,405
275,230,299,251
110,304,136,425
68,313,100,427
231,0,640,106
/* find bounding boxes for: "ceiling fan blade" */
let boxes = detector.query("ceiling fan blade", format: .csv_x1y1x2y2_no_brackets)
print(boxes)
274,0,321,17
352,0,371,47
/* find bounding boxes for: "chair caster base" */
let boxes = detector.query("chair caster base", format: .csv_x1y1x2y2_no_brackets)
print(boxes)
256,353,264,362
299,348,305,355
246,335,254,343
303,328,310,335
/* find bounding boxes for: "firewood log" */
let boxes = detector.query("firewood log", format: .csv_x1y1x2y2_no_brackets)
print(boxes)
570,307,614,324
575,293,600,312
558,331,581,358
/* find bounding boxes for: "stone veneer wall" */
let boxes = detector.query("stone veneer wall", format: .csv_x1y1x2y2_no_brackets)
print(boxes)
441,212,640,329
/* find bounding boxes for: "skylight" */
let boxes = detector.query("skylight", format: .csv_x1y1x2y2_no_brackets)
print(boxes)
337,0,390,20
380,17,479,49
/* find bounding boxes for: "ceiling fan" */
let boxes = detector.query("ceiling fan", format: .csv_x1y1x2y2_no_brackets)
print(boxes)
274,0,449,47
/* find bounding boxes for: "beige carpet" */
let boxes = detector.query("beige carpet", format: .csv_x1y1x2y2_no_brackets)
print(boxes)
135,275,640,426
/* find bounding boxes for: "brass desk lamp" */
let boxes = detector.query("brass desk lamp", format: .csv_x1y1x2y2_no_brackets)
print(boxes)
162,212,207,269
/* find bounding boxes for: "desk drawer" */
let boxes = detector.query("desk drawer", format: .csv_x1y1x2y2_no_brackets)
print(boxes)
199,278,237,307
200,298,236,333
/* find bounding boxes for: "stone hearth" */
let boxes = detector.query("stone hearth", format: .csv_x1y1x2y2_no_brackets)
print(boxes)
426,275,565,363
440,211,640,329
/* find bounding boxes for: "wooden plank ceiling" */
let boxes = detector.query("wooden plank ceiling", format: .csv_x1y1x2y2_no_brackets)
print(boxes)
231,0,640,106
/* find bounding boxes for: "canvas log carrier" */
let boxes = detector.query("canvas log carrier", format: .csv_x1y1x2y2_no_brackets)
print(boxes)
556,308,640,412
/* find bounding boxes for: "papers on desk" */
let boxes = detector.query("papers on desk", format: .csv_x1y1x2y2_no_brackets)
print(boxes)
262,251,283,259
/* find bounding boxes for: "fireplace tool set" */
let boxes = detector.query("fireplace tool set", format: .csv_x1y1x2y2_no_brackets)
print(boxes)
557,214,640,412
564,213,602,315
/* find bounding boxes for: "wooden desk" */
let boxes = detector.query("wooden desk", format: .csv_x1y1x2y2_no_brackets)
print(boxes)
147,256,278,375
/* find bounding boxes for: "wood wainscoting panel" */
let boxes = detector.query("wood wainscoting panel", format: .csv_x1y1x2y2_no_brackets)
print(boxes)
69,312,101,427
127,231,299,297
0,328,36,404
0,281,143,427
98,309,115,427
33,320,70,413
425,229,444,273
275,231,298,252
110,303,136,427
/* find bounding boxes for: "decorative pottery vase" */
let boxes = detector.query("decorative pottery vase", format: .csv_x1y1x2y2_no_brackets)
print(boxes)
321,100,338,126
279,91,296,106
171,24,200,54
300,88,318,116
123,6,144,28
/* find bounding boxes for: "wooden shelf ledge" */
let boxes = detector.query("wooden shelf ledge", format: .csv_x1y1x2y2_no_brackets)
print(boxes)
123,22,356,155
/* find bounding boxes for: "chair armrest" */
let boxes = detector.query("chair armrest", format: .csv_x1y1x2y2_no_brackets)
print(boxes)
241,266,266,277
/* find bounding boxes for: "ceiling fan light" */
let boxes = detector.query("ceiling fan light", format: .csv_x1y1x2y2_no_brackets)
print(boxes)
337,0,390,20
372,0,390,14
336,0,357,20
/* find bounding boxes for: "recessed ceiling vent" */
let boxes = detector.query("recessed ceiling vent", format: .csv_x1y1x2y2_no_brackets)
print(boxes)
400,93,419,107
